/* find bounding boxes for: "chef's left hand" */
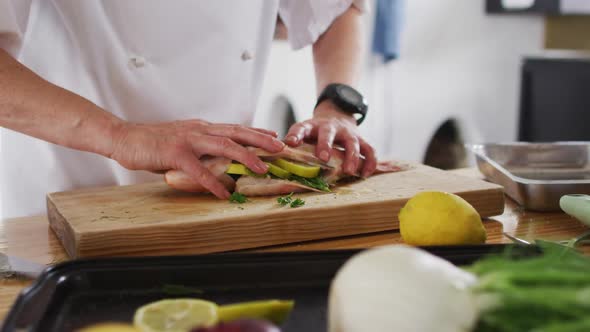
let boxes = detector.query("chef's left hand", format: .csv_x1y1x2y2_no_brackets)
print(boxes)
284,100,377,178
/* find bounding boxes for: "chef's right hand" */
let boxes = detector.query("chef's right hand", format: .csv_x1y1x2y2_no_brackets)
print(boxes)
109,120,285,199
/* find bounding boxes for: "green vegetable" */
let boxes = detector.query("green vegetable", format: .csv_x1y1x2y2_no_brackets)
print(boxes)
288,174,330,192
328,241,590,332
277,193,305,208
468,240,590,332
277,192,294,206
290,198,305,208
229,192,248,204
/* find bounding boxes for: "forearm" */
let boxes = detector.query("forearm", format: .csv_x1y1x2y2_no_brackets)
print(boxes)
0,49,122,157
312,5,364,96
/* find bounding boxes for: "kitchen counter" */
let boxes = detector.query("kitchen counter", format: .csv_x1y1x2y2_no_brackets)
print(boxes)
1,168,589,321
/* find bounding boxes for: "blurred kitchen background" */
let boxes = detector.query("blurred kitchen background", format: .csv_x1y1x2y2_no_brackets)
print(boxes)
253,0,590,170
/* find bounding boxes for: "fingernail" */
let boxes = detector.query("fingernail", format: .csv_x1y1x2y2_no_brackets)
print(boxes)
286,136,297,143
320,151,330,161
256,162,268,173
273,140,285,150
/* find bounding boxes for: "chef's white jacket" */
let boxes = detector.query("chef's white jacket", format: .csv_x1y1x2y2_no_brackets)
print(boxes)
0,0,366,218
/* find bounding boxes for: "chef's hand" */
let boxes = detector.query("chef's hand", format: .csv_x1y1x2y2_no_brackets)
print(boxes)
284,100,377,178
110,120,285,199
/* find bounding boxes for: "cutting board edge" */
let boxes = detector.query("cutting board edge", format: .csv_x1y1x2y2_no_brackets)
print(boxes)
47,195,80,258
73,201,401,258
456,186,506,218
65,186,503,258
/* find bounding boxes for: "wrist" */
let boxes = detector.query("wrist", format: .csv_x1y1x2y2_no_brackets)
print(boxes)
100,114,127,159
314,100,357,124
315,83,367,125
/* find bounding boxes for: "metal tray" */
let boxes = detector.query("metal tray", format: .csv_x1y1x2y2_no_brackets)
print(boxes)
2,245,540,332
468,142,590,211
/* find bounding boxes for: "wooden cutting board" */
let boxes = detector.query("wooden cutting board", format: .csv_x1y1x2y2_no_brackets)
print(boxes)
47,164,505,258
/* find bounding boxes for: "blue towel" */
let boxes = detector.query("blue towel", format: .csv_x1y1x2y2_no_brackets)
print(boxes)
372,0,404,63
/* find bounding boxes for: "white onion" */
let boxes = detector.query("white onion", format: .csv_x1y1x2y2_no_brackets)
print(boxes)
328,245,478,332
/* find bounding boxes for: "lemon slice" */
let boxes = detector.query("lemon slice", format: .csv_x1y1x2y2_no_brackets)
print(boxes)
226,163,263,178
218,300,294,325
272,159,320,178
78,323,139,332
226,163,252,176
133,299,218,332
265,163,291,179
227,162,290,179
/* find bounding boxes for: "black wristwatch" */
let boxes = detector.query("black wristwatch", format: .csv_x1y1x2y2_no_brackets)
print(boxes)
315,83,368,125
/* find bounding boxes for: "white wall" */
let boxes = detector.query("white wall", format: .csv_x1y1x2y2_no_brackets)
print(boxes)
255,0,545,163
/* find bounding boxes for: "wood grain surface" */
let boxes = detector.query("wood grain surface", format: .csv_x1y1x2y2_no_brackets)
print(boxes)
2,168,588,323
47,164,504,258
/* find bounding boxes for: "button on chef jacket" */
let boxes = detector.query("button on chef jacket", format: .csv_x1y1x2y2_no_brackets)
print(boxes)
0,0,367,218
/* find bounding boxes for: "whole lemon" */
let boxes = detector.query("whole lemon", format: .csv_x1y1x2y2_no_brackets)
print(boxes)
399,191,486,245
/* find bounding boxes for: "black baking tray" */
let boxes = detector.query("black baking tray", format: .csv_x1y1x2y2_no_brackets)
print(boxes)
2,244,541,332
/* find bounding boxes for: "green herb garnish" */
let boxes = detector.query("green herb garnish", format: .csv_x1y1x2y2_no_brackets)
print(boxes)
229,192,248,204
277,193,305,208
277,192,294,206
288,175,331,192
290,198,305,208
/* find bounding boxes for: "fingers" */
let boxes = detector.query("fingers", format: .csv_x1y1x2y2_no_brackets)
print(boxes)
285,122,313,146
206,124,284,153
316,125,337,162
359,138,377,178
178,155,230,199
341,134,361,176
213,122,277,138
249,127,279,138
192,136,268,174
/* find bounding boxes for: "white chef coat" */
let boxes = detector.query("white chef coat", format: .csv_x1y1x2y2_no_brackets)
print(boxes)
0,0,366,218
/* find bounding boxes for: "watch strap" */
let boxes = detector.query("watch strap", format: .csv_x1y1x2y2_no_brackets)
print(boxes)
315,83,367,125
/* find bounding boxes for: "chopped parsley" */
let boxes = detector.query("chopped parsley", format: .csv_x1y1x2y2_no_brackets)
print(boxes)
229,192,248,204
277,192,294,206
288,174,331,192
290,198,305,208
277,192,305,208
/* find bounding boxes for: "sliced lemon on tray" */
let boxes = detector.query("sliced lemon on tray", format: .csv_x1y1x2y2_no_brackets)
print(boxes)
218,299,294,325
133,299,218,332
78,323,139,332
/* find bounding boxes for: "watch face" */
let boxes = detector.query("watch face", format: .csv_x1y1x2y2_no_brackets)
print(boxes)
337,85,363,105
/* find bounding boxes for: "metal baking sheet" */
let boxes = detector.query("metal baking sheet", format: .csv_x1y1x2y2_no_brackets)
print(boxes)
2,245,540,332
467,142,590,211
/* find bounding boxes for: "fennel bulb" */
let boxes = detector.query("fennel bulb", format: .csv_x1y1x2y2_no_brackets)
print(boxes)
328,245,479,332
